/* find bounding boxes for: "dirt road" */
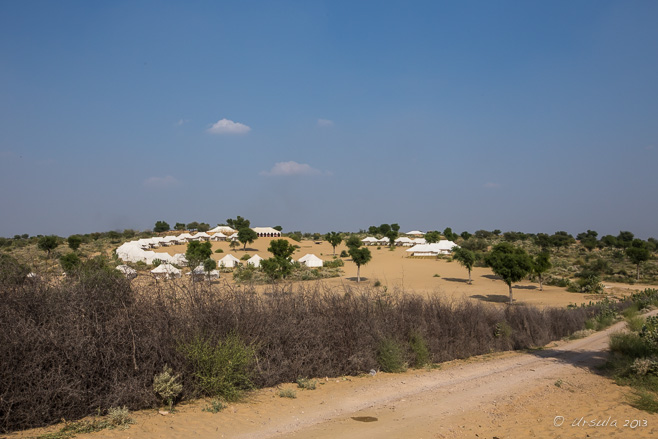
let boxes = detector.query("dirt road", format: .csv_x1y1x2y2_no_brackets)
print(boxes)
30,317,652,439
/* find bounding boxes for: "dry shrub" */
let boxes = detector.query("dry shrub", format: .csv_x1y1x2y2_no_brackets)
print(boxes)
1,269,597,433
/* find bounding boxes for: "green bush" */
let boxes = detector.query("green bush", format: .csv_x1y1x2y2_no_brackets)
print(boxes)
340,250,348,258
409,331,431,367
202,399,225,413
377,337,407,373
296,377,317,390
153,365,183,411
610,333,653,359
278,388,297,398
214,249,224,253
179,333,255,401
240,254,251,261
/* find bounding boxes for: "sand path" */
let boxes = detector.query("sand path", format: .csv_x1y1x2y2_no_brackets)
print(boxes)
24,314,650,439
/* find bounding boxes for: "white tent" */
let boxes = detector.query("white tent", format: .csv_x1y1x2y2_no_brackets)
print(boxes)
209,225,237,235
406,230,424,236
361,237,378,245
247,254,263,267
163,235,181,245
210,232,227,241
298,253,323,268
218,254,241,268
171,253,188,266
252,227,282,237
406,240,458,257
116,265,137,279
177,233,194,242
192,232,211,241
151,263,181,279
189,265,220,281
394,237,414,246
412,238,427,245
376,237,390,245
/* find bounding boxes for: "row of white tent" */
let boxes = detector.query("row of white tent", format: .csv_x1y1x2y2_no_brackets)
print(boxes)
115,252,325,280
406,241,458,256
361,236,428,246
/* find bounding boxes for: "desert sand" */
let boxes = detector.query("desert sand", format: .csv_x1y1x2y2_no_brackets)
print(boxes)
150,237,654,308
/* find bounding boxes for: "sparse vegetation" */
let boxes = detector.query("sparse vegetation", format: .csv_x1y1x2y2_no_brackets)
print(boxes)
278,388,297,398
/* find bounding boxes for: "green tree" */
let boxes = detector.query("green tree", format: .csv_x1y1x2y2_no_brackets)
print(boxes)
59,252,81,274
67,235,83,251
385,229,398,248
391,223,400,232
532,252,552,291
273,225,283,231
349,247,372,283
600,235,617,248
550,231,575,250
237,228,258,251
425,231,441,244
452,247,476,284
268,239,296,259
617,231,635,248
37,235,59,256
460,231,472,240
174,222,186,231
203,258,217,282
443,227,458,241
154,220,170,232
226,216,250,231
484,242,533,304
229,239,239,251
325,232,342,256
186,221,200,231
186,241,212,270
345,235,362,251
626,239,650,280
197,223,210,232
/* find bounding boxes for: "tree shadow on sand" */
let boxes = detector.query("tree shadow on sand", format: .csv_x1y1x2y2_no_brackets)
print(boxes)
442,277,470,284
481,274,501,280
345,277,370,282
513,285,538,290
470,294,513,303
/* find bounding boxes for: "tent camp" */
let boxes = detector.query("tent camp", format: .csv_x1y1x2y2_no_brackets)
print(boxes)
298,254,323,268
218,254,241,268
406,240,458,257
252,227,281,237
151,263,181,279
361,237,378,245
177,233,194,242
116,265,137,279
247,254,263,267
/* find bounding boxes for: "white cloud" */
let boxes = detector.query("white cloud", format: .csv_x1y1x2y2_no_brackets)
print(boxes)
317,118,334,127
260,161,330,177
144,175,180,188
207,118,251,134
483,182,501,189
174,119,188,127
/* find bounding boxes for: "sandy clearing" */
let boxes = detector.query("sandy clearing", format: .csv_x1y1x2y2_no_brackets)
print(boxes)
18,314,658,439
149,237,657,308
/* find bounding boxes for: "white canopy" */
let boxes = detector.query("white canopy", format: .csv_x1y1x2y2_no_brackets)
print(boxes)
406,240,458,256
209,226,237,235
406,230,424,236
151,263,181,278
361,237,378,243
218,254,241,268
298,253,323,267
247,254,263,267
116,265,137,279
192,232,211,240
210,232,227,241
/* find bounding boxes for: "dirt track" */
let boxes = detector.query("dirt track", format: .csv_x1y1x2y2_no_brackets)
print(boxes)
23,316,654,439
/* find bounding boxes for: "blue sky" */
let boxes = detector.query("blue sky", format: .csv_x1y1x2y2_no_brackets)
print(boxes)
1,1,657,238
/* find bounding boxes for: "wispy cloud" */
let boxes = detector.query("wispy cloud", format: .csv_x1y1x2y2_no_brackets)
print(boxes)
260,161,331,177
483,182,501,189
207,118,251,134
174,119,188,127
144,175,180,188
317,118,334,127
